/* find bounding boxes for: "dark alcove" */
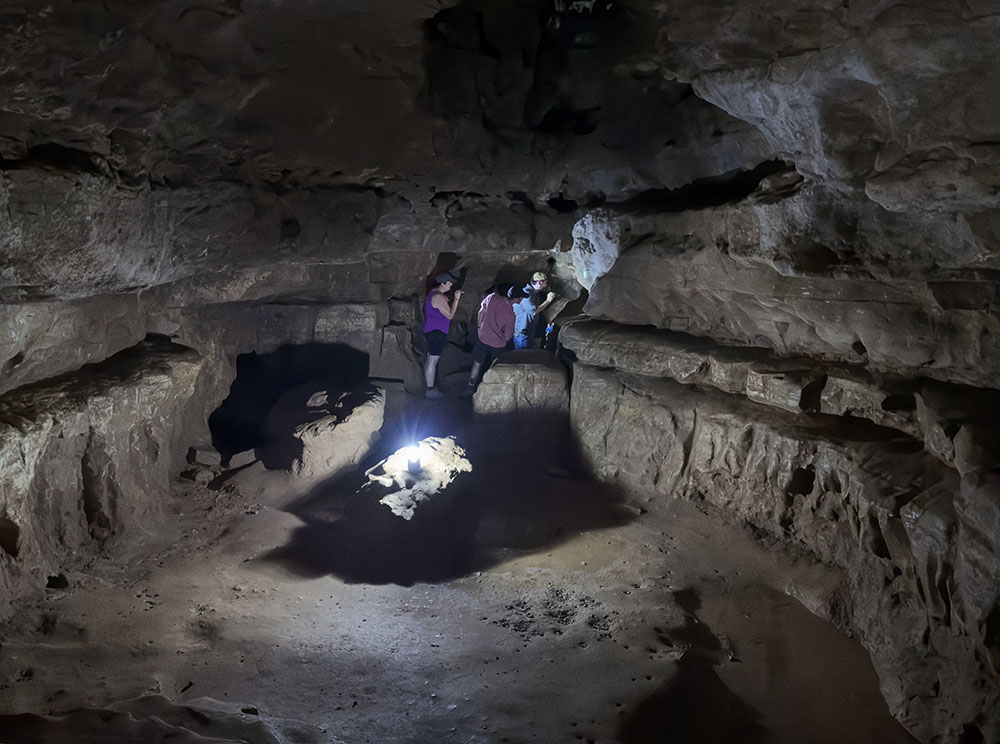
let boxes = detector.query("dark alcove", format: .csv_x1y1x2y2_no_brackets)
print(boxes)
208,343,369,464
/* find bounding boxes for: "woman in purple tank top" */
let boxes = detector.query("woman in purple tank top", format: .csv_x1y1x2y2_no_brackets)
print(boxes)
423,272,462,397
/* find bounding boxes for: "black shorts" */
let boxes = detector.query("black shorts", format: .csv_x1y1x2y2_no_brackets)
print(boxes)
472,337,512,366
425,330,448,356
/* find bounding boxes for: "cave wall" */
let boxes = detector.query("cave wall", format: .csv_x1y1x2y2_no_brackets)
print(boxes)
0,338,205,617
562,320,1000,743
557,4,1000,741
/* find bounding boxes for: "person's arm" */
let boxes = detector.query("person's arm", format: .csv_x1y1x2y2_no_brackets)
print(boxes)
478,295,489,329
431,289,463,320
537,291,557,314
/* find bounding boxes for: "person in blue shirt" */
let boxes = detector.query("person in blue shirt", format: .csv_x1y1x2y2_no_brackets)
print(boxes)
513,272,557,349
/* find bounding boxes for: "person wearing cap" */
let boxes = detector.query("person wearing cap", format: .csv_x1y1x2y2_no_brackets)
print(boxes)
423,272,462,398
468,284,526,389
513,272,557,350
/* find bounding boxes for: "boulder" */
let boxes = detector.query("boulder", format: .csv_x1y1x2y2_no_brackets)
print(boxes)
472,351,569,414
258,383,384,481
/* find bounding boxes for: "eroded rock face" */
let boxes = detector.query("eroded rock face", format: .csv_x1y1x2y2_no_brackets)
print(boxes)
564,323,1000,743
0,337,205,619
472,350,569,414
579,185,1000,389
655,1,1000,211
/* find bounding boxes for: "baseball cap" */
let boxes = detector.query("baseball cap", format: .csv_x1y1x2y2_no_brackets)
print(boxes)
507,286,528,299
434,272,457,284
531,272,548,282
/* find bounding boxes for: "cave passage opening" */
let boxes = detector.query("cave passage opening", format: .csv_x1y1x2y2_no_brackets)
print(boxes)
208,343,370,464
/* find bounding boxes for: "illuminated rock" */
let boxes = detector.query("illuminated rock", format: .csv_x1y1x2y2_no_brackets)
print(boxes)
361,437,472,520
473,351,569,415
259,385,384,481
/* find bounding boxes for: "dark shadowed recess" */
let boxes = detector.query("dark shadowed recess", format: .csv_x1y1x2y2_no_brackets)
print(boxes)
422,0,637,137
208,343,369,464
262,403,635,586
612,159,794,214
0,143,107,176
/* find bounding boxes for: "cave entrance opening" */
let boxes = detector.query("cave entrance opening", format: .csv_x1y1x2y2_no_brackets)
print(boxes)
208,343,369,465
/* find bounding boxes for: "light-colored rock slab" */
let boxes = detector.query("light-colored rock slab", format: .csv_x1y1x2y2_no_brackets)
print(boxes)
819,375,919,437
259,384,384,481
360,436,472,520
472,350,569,414
560,320,919,432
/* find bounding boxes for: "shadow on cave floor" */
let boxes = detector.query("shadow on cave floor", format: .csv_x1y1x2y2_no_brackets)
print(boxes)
261,396,635,585
618,652,767,744
616,587,767,744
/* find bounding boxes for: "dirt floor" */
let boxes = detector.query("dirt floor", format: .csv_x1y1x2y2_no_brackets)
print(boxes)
0,386,919,743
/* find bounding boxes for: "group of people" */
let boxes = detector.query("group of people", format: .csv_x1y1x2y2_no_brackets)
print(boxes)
422,271,558,398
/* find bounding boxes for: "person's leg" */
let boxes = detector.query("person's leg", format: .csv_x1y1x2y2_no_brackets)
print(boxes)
469,338,490,387
513,335,528,350
424,354,440,388
476,347,498,379
424,331,447,394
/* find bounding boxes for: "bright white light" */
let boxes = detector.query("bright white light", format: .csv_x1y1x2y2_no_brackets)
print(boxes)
402,444,422,472
360,436,472,519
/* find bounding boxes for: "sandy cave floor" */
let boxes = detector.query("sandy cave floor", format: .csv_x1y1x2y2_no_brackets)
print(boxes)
0,387,919,744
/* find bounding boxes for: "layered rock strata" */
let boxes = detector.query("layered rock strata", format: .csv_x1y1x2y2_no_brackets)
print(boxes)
0,337,205,619
472,350,570,414
579,187,1000,390
562,320,1000,744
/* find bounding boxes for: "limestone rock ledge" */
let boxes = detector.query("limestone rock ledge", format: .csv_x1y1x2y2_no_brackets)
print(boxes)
568,359,999,743
473,350,570,414
0,337,204,620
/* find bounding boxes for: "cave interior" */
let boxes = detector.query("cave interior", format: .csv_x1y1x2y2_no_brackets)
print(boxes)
1,1,999,743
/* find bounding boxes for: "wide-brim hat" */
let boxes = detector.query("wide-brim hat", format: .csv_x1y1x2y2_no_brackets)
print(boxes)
434,272,457,285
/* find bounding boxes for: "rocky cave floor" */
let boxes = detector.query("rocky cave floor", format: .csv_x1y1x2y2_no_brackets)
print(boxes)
0,383,919,744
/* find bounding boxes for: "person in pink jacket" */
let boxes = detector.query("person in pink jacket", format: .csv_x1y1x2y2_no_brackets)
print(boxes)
468,284,526,389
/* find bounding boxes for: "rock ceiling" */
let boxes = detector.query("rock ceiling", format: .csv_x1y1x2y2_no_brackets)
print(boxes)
2,0,999,410
2,0,997,307
1,0,766,301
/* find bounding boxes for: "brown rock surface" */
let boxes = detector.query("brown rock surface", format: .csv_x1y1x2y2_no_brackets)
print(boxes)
569,362,997,743
472,350,569,414
0,337,204,616
258,385,385,482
